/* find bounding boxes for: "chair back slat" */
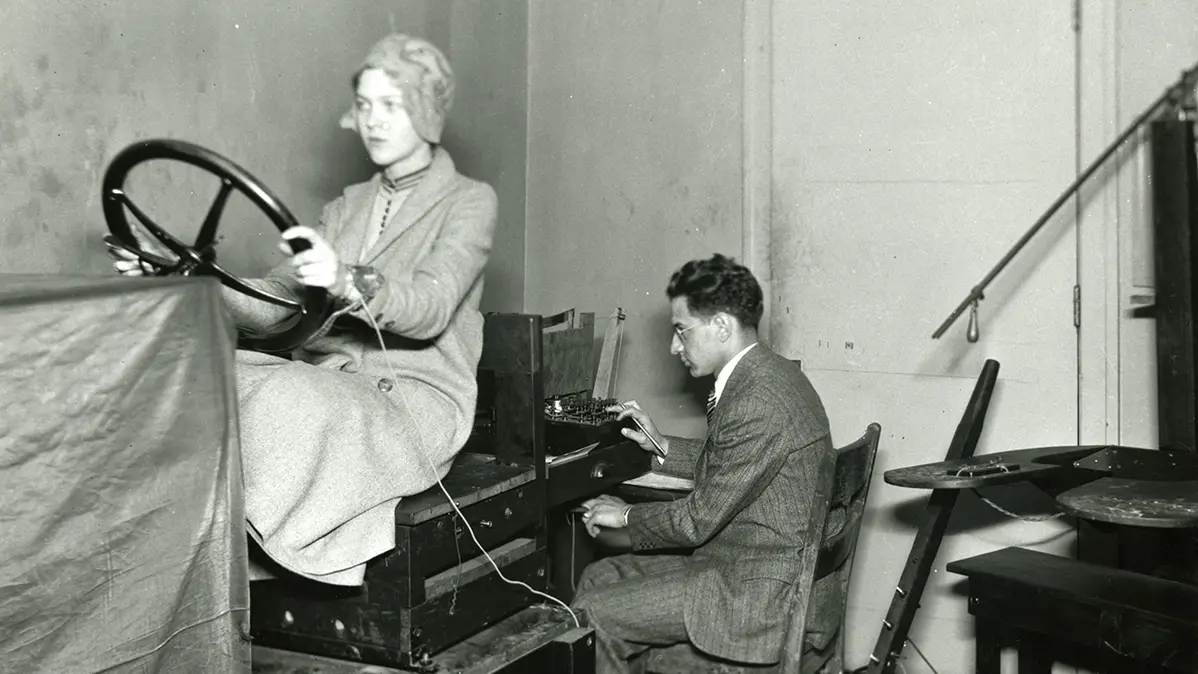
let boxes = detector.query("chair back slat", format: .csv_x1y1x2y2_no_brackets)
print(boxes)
779,423,881,674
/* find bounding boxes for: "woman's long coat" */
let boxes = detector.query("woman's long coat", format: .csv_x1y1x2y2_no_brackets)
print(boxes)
237,148,496,585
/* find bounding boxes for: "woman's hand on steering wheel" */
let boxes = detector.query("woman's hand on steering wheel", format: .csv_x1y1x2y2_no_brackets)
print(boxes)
280,227,356,301
106,234,159,277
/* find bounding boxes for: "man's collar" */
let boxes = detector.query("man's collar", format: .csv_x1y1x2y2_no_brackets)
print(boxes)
713,342,758,403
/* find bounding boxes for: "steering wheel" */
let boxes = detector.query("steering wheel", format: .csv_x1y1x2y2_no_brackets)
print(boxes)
102,139,332,353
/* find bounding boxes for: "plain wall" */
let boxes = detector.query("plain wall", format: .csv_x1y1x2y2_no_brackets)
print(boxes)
525,0,745,431
0,0,528,311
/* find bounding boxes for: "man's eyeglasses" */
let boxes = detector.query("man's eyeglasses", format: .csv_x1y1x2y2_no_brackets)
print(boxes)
673,322,701,342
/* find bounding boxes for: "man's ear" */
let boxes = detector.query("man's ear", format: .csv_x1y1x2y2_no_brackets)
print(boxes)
714,313,732,341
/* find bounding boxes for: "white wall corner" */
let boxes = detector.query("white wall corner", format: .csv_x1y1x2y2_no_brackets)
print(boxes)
743,0,773,340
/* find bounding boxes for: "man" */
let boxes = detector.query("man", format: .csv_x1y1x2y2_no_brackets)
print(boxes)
572,253,834,672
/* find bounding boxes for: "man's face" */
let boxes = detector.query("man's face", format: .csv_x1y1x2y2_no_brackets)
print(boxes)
354,68,426,169
669,296,721,378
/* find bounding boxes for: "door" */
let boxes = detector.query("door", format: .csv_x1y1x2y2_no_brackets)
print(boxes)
770,2,1080,671
1078,0,1198,448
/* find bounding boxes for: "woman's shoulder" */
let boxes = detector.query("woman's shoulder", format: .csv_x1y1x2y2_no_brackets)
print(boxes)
319,175,375,210
450,173,497,207
439,161,495,204
426,148,492,203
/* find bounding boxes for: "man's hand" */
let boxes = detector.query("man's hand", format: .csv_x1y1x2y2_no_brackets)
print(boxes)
608,400,668,458
280,227,354,300
580,494,630,538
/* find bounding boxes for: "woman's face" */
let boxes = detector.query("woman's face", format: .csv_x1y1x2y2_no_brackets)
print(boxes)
354,68,428,170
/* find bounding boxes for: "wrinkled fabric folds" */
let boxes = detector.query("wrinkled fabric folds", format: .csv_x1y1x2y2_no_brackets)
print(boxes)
0,276,248,673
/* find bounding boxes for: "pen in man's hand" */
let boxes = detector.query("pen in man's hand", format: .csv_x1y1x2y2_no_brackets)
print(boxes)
629,414,666,460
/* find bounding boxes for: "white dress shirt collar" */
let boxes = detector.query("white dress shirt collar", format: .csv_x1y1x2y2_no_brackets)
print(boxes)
713,342,758,405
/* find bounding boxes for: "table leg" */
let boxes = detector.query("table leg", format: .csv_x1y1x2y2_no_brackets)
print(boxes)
975,618,1002,674
1015,632,1052,674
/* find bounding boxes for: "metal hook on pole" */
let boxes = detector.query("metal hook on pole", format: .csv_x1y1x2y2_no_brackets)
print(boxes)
967,299,980,343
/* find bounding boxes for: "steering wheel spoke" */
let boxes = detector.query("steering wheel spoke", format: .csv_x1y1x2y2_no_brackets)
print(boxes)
114,190,195,260
196,179,234,250
103,233,177,274
103,139,331,353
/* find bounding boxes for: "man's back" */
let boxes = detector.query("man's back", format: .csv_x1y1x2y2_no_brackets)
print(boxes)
691,346,832,573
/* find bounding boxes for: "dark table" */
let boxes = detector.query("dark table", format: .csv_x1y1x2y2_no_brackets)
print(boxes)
887,444,1198,672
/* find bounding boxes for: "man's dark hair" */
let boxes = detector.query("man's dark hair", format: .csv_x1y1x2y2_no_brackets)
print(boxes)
666,254,764,329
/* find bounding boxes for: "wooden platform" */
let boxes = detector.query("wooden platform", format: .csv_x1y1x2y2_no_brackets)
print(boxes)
252,604,593,674
394,453,535,525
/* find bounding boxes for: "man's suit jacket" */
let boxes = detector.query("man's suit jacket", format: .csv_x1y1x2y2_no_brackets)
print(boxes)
626,344,833,664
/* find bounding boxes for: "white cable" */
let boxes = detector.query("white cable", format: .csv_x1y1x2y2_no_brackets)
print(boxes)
360,308,581,628
953,465,1066,522
906,637,939,674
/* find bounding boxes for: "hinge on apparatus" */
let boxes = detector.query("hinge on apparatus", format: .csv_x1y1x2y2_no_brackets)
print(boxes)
1073,284,1082,328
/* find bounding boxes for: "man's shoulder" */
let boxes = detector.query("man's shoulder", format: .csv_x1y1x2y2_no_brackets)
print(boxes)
738,345,808,391
728,346,829,431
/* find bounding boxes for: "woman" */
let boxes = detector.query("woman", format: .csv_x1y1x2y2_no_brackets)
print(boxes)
110,34,496,586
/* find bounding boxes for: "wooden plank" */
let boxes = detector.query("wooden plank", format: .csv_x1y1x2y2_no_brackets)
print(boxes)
1151,120,1198,453
424,538,536,600
430,605,588,674
394,453,535,525
883,444,1104,490
543,313,595,398
252,646,404,673
592,308,624,400
864,359,999,674
251,606,588,674
947,546,1198,624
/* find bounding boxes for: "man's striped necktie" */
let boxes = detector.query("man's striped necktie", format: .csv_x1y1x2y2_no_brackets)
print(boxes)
706,387,717,425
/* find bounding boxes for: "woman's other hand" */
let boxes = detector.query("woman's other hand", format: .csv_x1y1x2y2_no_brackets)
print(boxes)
105,236,157,276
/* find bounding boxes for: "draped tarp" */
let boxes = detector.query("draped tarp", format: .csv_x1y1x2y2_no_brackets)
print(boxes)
0,275,249,673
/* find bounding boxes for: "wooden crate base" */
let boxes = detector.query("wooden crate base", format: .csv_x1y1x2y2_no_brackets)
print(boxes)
251,543,549,669
252,604,591,674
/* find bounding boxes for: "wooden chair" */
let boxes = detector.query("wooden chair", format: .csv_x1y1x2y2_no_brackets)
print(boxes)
646,422,882,674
